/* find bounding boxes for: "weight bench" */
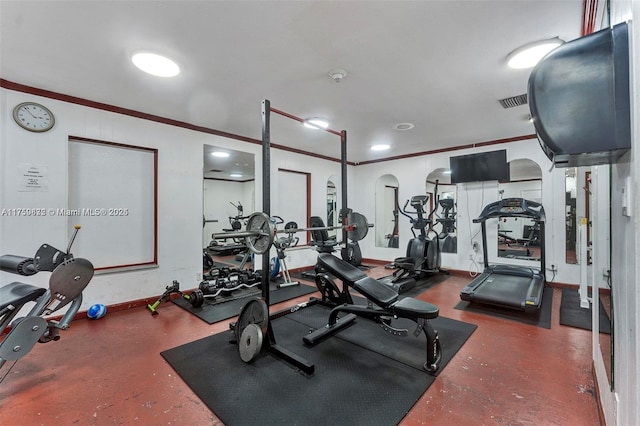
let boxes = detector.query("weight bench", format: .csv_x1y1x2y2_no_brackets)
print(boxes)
304,253,442,373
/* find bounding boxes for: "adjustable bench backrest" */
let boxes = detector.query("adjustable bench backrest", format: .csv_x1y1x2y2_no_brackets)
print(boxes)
316,253,399,307
317,253,366,283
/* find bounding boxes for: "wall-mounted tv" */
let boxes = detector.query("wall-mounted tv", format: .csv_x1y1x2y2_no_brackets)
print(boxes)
449,149,510,184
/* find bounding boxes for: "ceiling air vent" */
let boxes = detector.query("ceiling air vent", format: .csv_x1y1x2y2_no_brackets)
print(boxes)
499,93,528,108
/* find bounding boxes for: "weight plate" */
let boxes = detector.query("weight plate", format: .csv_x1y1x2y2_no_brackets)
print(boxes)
245,212,275,254
239,323,264,363
190,289,205,307
234,297,269,345
346,212,369,242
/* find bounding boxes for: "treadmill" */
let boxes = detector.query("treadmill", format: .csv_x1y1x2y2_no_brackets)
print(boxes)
460,198,546,313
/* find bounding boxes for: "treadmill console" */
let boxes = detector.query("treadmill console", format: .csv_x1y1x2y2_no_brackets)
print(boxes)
499,198,525,214
410,195,429,208
474,198,545,222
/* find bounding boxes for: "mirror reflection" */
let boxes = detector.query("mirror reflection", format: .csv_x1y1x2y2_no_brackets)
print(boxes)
497,159,542,261
202,145,255,265
426,168,457,253
565,167,578,264
375,174,399,248
564,167,594,265
327,177,338,239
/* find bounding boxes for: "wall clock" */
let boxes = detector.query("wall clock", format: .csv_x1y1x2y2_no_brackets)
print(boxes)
12,102,55,132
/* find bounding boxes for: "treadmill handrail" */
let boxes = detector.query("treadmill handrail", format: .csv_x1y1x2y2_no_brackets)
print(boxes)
472,198,545,223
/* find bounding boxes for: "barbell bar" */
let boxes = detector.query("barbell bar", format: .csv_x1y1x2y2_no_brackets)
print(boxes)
203,216,219,228
211,211,372,255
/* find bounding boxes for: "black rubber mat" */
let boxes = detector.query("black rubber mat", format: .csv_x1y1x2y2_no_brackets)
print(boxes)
454,286,553,329
391,272,449,298
171,282,318,324
161,304,476,426
289,268,336,283
559,288,611,334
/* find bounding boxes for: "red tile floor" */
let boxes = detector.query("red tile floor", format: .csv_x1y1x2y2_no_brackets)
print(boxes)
0,264,600,425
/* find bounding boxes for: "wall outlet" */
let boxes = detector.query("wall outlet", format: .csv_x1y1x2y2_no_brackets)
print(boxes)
468,254,474,260
196,272,202,281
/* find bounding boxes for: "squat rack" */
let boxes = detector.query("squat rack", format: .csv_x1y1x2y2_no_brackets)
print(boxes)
258,99,347,374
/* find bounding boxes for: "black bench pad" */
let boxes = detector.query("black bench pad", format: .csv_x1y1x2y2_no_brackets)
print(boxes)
353,277,399,307
0,282,46,311
392,297,439,320
317,253,367,283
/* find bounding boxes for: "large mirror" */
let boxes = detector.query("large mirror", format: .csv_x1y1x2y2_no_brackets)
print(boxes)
426,168,457,253
497,159,542,261
203,145,255,265
375,174,399,248
565,167,578,264
565,167,594,265
327,176,339,239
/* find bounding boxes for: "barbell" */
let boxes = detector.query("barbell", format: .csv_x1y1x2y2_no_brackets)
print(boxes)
203,216,219,228
211,211,372,255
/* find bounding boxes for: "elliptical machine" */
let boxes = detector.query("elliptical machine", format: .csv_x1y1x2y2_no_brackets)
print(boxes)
381,182,442,293
436,198,457,253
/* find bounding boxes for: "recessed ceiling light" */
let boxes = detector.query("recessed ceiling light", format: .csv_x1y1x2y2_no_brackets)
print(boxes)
211,151,230,158
303,118,329,129
506,38,564,69
230,173,243,178
131,52,180,77
393,123,415,131
371,144,390,151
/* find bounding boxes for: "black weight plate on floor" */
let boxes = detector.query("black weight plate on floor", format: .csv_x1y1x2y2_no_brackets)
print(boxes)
234,297,268,345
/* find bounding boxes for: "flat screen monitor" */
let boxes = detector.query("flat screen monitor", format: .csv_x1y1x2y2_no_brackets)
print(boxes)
449,149,509,184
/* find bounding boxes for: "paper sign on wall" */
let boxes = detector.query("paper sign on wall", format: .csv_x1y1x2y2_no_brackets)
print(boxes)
18,163,49,192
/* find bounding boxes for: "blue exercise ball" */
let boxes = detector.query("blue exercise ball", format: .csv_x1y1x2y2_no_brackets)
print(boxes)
87,303,107,319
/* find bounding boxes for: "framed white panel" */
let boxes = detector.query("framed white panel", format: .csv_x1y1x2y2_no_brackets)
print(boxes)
68,137,157,270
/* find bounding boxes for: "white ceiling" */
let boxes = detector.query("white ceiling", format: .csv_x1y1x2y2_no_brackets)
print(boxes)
1,0,584,170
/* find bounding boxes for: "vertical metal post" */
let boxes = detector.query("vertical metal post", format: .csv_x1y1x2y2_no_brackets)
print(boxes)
340,130,348,244
258,99,314,375
481,221,489,268
261,100,271,308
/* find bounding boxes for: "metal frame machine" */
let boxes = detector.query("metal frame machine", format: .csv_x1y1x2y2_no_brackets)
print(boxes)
460,198,546,313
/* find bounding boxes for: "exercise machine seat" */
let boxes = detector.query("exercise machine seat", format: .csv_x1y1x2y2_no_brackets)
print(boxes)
353,277,399,307
0,282,46,311
309,216,338,253
393,297,439,320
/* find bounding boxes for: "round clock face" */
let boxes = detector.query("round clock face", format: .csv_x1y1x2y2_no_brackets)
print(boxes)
12,102,55,132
